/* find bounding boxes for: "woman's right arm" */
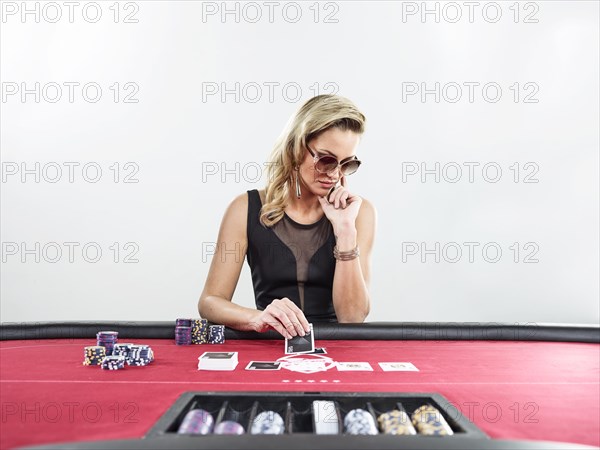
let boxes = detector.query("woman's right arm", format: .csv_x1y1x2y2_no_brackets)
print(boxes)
198,193,309,339
198,193,257,330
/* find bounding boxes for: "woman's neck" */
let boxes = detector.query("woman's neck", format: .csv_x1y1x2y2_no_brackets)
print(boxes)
285,192,324,223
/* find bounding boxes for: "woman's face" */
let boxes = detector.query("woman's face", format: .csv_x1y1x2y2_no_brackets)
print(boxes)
299,127,361,197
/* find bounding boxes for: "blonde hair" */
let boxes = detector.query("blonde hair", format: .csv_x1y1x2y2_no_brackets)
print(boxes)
260,94,366,227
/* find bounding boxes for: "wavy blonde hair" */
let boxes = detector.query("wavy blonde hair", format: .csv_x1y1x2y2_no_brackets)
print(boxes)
260,94,366,227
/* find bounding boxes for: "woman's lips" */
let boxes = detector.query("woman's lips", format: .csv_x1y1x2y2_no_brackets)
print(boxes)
318,180,335,188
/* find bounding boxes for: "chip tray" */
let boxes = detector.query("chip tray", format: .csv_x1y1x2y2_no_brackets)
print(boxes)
147,391,488,439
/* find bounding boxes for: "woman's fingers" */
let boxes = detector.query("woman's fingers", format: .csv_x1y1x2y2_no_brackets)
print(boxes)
260,298,311,338
280,298,311,334
272,299,307,337
328,186,351,209
261,314,292,339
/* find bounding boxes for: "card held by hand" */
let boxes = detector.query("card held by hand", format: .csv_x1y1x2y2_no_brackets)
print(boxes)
285,323,315,354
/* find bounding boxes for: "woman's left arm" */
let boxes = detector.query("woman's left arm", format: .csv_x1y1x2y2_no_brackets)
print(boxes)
319,189,377,322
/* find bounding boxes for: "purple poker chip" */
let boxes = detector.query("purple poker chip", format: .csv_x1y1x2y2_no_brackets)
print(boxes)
214,420,245,435
175,326,192,345
176,318,193,327
97,331,118,355
177,409,214,435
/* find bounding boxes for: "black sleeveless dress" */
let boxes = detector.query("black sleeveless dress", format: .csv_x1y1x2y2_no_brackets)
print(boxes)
246,189,338,322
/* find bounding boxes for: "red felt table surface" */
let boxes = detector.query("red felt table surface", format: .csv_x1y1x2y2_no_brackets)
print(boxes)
0,338,598,449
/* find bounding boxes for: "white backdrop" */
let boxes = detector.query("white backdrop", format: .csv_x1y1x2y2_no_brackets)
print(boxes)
1,1,598,324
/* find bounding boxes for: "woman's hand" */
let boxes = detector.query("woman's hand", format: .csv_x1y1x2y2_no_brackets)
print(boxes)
318,180,362,232
251,298,311,339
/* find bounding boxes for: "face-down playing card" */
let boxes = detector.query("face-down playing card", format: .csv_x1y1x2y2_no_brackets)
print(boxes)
245,361,282,371
285,323,315,354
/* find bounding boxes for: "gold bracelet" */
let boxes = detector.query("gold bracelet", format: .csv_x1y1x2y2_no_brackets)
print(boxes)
333,245,360,261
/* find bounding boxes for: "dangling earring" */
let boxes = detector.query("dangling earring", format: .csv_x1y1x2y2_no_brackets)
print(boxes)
294,166,301,198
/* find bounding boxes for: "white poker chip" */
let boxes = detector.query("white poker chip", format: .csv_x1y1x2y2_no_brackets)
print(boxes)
344,409,378,435
251,411,285,434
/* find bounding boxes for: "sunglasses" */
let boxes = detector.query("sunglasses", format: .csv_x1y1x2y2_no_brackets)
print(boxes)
306,145,362,176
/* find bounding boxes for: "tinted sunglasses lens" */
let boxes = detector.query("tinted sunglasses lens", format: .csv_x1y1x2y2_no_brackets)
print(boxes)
316,156,339,173
341,160,361,175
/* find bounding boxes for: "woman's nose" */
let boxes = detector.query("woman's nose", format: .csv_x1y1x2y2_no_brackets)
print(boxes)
326,166,341,177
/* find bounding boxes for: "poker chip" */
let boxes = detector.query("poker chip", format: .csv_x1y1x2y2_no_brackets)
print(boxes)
344,409,378,435
214,420,245,435
175,318,193,328
126,344,154,366
250,411,285,434
83,346,106,366
100,355,126,370
177,409,214,435
191,319,209,344
208,325,225,344
96,331,118,356
175,326,192,346
411,405,454,436
112,343,134,358
378,410,417,435
84,334,154,370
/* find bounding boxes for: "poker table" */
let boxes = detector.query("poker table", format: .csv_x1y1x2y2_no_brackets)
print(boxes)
1,322,599,450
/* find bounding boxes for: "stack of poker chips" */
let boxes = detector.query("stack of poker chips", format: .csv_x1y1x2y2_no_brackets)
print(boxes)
175,326,192,345
101,355,126,370
250,411,285,435
83,346,106,366
127,344,154,366
208,325,225,344
177,409,214,435
175,318,193,345
411,405,454,435
112,343,134,358
343,409,378,435
96,331,118,355
378,409,417,435
191,319,209,344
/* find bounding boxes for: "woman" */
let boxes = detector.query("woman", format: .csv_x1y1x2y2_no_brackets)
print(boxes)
198,94,377,339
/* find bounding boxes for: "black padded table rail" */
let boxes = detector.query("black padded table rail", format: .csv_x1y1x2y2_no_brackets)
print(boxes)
1,321,598,342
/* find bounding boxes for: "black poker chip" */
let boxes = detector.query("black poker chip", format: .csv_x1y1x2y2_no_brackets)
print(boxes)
208,325,225,344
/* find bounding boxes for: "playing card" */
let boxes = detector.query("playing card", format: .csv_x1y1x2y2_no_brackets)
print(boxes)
378,362,419,372
336,362,373,371
308,347,326,354
197,352,238,371
285,323,315,354
199,352,236,360
245,361,281,371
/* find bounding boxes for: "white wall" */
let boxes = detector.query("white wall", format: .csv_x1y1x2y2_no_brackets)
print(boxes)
1,1,598,324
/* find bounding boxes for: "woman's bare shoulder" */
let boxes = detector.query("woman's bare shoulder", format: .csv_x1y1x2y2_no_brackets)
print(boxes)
219,192,251,235
233,191,251,205
358,195,377,220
